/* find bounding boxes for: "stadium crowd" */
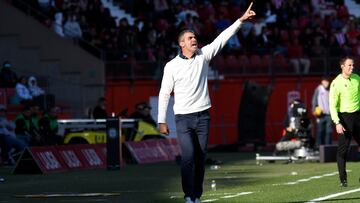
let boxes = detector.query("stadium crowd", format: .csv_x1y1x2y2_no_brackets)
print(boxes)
0,61,60,166
19,0,360,75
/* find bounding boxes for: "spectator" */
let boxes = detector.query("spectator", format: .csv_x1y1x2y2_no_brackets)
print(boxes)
176,9,199,27
63,14,83,39
287,38,311,74
310,37,326,57
0,61,18,88
130,102,157,127
38,106,62,145
299,27,314,54
312,77,332,146
30,103,41,132
92,97,107,119
154,0,169,12
256,26,273,50
52,11,65,37
14,105,39,146
28,76,55,111
253,17,266,36
28,76,45,97
263,2,277,24
346,21,360,46
14,76,33,104
311,0,336,19
0,105,26,165
352,37,360,56
38,0,52,10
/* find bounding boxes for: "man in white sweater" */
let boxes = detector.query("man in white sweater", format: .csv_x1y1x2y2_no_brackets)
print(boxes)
158,3,256,203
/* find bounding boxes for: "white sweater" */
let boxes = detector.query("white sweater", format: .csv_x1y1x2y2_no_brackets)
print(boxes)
158,19,243,123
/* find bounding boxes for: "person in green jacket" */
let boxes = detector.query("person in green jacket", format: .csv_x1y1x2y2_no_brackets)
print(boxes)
14,105,41,146
329,56,360,187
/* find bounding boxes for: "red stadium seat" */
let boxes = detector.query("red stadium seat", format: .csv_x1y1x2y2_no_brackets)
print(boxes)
290,29,300,39
0,88,6,106
272,53,290,74
226,54,241,74
212,55,225,73
248,54,262,73
280,30,289,44
261,54,271,74
237,54,250,74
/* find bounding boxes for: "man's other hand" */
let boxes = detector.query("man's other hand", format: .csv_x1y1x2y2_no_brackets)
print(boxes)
159,123,169,135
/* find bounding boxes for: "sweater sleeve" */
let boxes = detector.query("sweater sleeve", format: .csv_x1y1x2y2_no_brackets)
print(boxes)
329,81,340,124
158,63,174,123
201,19,242,61
311,86,319,112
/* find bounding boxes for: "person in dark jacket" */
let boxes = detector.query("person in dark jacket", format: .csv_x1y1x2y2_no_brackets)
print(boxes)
92,97,107,119
0,61,18,88
38,106,62,145
130,102,157,127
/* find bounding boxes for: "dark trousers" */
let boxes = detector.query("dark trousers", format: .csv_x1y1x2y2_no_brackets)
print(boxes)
0,134,26,162
175,110,210,201
337,111,360,182
316,114,333,145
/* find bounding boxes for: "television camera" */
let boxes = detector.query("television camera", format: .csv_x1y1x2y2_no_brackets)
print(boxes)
256,99,319,164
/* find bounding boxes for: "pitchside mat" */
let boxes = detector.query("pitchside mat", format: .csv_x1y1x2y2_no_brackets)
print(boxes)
1,152,360,203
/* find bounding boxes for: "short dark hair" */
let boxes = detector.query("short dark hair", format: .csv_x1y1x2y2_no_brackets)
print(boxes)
178,29,196,44
98,97,106,102
339,56,354,66
321,75,330,81
22,105,32,112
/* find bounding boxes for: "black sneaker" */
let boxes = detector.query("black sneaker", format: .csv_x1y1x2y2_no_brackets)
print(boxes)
341,180,348,187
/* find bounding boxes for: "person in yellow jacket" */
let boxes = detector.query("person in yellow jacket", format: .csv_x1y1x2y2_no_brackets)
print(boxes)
329,57,360,187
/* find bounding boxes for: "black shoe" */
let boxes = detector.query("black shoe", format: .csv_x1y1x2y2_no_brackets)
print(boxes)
341,180,348,187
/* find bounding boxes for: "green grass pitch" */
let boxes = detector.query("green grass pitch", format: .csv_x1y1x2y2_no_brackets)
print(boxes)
1,152,360,203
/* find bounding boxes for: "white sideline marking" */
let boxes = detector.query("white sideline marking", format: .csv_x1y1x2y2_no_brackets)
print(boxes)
202,192,254,202
202,199,218,202
221,192,254,198
273,171,352,186
272,172,338,186
305,187,360,203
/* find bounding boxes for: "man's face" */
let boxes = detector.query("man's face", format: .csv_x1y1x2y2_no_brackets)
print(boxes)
179,32,198,54
142,107,151,116
321,79,329,89
341,59,354,77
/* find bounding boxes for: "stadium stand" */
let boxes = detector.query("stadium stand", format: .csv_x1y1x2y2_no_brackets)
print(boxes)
5,0,360,79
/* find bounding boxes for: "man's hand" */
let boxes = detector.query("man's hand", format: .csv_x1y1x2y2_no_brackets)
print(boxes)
159,123,169,135
336,123,346,135
239,2,256,22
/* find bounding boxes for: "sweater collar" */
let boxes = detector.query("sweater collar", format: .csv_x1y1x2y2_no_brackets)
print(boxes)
179,51,197,59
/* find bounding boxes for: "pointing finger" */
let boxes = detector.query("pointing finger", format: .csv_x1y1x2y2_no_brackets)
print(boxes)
246,2,254,13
